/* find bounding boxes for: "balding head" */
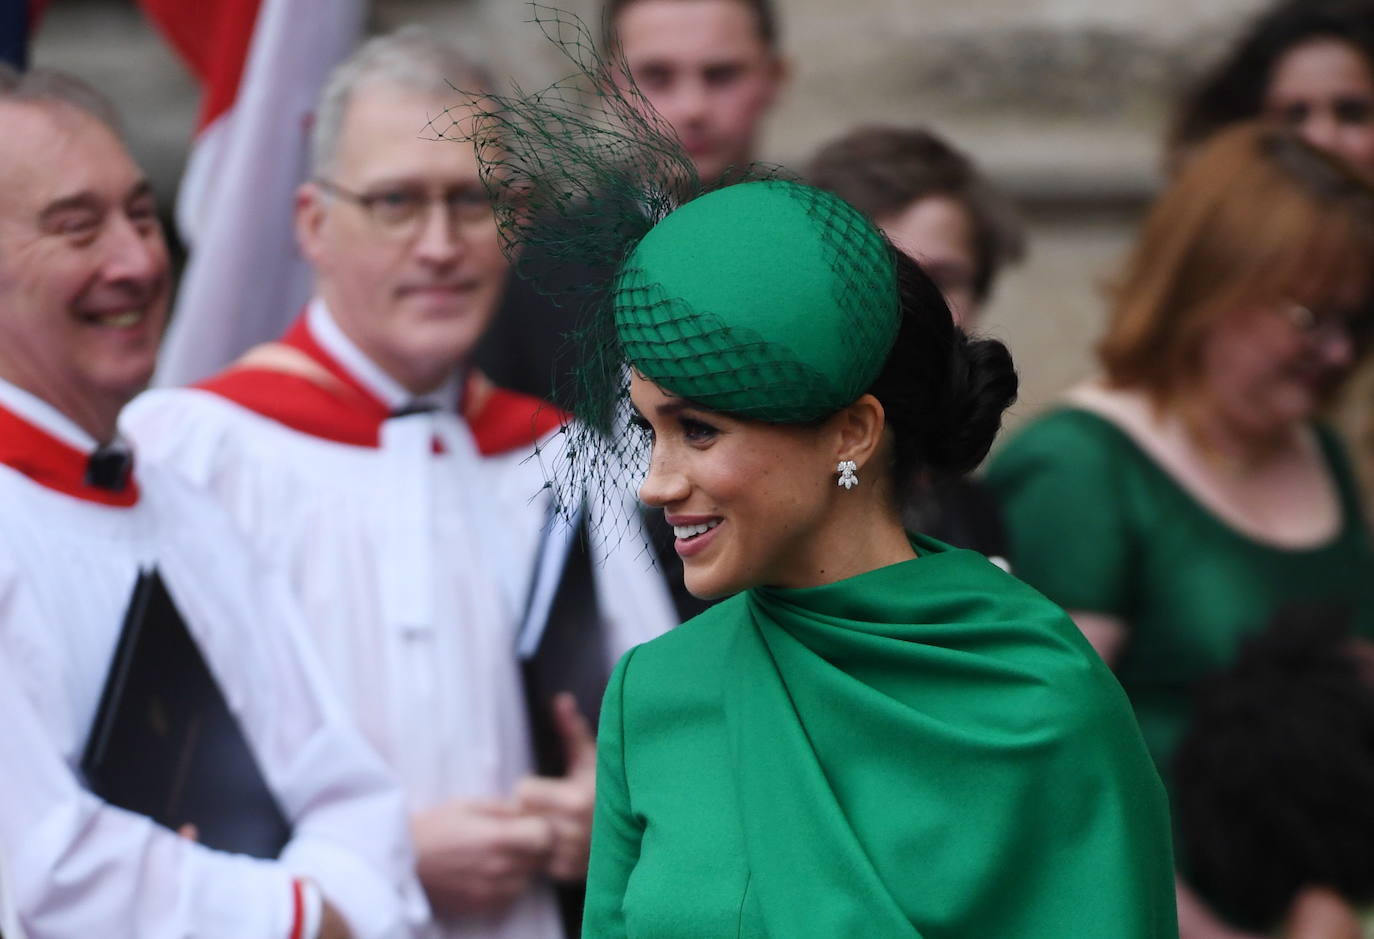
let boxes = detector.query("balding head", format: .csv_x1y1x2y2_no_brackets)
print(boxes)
0,63,124,137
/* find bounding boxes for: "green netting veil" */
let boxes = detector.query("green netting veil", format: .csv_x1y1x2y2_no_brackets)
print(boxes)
443,5,900,525
615,181,899,422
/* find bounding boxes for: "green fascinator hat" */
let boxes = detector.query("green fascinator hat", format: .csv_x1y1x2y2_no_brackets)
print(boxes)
450,5,902,521
614,180,900,422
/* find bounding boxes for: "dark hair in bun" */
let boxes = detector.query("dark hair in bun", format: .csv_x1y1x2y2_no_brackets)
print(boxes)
867,248,1018,484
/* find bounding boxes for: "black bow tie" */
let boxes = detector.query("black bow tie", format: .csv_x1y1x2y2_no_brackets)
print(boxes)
86,444,133,492
390,401,440,419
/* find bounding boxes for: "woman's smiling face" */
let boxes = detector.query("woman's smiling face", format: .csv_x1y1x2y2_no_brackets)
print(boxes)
630,372,840,599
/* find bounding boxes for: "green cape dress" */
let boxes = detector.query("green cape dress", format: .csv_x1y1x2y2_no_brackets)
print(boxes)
584,535,1178,937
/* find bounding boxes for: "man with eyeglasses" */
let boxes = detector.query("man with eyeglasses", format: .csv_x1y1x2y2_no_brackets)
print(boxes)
127,26,676,939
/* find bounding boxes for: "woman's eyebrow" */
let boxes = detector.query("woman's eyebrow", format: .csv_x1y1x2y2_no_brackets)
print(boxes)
653,399,690,418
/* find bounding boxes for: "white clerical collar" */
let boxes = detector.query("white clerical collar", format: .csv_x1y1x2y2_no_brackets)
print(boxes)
307,298,462,412
0,377,102,452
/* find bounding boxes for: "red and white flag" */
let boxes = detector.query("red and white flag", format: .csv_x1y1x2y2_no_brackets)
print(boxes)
141,0,365,387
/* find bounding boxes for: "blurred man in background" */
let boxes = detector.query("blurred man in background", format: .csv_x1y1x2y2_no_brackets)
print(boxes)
607,0,785,186
126,28,676,939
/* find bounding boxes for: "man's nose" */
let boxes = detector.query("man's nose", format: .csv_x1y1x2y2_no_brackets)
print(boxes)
413,200,463,265
664,79,710,127
102,214,167,288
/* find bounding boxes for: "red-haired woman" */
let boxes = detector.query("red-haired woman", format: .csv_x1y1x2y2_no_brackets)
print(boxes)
990,124,1374,938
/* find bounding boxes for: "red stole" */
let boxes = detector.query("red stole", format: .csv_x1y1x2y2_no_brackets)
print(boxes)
196,315,566,455
0,406,139,506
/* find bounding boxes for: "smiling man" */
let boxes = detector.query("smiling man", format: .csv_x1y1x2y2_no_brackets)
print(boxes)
125,28,677,939
0,66,425,939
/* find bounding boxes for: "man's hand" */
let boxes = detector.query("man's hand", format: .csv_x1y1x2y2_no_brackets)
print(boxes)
319,899,353,939
515,693,598,881
1176,875,1269,939
1284,886,1360,939
410,799,554,915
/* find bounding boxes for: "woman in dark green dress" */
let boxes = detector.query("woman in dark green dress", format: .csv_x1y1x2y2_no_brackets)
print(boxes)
988,124,1374,937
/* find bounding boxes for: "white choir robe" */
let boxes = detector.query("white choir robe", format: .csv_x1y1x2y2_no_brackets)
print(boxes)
0,380,428,939
124,300,679,939
0,841,25,939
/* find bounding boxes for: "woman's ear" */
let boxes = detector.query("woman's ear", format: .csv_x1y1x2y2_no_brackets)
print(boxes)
832,394,887,472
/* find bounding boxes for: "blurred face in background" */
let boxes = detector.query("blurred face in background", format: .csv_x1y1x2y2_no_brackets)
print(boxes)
879,195,980,327
296,84,508,394
0,101,168,437
616,0,784,184
1265,38,1374,181
1196,277,1368,442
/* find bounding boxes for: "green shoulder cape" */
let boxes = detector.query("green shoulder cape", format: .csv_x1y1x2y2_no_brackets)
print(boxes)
586,536,1178,938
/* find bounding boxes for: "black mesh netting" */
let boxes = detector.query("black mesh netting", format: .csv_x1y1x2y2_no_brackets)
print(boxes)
432,5,896,540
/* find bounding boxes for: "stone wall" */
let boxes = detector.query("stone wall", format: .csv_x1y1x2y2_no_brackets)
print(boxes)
31,0,1277,431
372,0,1268,185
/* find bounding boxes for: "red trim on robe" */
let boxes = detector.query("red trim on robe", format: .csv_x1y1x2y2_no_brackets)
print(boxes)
288,878,304,939
0,406,139,507
196,314,568,456
465,378,568,458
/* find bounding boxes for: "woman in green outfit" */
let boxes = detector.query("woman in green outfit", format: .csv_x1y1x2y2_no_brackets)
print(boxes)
987,123,1374,938
457,14,1177,935
583,180,1177,939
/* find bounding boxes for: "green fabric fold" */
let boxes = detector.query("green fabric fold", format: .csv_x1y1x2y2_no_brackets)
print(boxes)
724,537,1178,937
584,537,1178,938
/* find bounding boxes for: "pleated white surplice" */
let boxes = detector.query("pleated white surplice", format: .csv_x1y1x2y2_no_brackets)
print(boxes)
125,305,678,939
0,381,427,939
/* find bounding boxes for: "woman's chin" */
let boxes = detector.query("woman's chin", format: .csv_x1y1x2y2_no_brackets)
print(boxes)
684,578,731,601
683,566,745,601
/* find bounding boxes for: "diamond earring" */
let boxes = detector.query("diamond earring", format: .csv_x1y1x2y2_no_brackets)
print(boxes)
836,460,858,490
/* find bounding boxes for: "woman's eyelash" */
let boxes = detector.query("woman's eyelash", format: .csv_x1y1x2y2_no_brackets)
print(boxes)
681,417,718,438
627,412,716,441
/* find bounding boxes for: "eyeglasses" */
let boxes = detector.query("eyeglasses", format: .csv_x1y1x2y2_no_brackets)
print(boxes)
313,178,493,238
1278,299,1374,347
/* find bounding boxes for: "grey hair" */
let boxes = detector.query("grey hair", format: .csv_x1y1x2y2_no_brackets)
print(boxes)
311,24,493,176
0,63,124,136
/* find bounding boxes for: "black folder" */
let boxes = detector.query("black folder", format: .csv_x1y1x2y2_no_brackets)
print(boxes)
81,568,291,858
517,511,606,932
519,511,609,778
